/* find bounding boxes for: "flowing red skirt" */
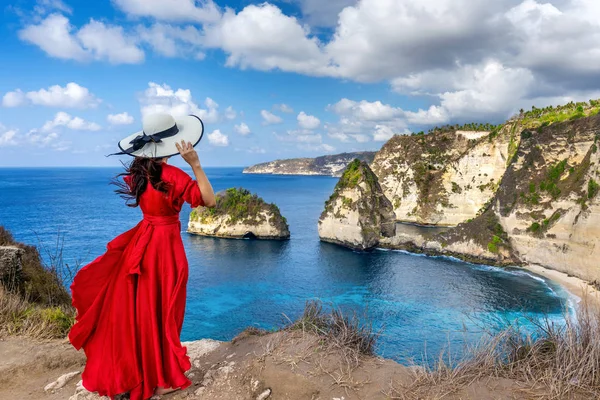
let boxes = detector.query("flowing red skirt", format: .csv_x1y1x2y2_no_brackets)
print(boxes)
68,215,192,400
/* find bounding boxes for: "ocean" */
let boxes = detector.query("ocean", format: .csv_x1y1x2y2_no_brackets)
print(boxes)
0,167,569,363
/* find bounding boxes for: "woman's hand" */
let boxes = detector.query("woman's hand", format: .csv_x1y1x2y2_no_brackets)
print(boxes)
175,139,216,207
175,140,200,168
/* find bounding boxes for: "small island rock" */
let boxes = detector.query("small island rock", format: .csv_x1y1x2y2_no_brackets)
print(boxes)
318,160,396,251
188,188,290,240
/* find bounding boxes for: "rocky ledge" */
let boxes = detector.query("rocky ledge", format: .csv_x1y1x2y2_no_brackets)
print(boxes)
318,160,396,250
188,188,290,240
243,151,376,177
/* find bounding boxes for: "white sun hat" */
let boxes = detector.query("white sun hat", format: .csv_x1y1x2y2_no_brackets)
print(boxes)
113,113,204,158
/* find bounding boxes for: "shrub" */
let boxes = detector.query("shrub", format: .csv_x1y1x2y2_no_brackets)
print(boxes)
487,242,499,254
588,178,600,199
528,222,541,233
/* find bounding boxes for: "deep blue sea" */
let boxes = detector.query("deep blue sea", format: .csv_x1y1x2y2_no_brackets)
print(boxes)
0,167,570,363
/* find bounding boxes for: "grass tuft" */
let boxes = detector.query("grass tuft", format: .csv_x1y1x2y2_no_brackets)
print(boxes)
285,300,378,357
390,294,600,399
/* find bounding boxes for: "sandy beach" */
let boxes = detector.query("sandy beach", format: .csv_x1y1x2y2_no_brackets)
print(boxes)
523,263,600,307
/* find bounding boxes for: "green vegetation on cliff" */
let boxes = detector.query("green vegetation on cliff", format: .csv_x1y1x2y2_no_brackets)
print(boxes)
191,187,288,229
519,100,600,129
412,122,501,136
324,159,379,213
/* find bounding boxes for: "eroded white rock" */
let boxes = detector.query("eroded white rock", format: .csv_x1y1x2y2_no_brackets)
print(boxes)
45,371,80,392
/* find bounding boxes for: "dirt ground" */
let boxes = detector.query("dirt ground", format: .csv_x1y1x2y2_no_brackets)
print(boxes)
0,331,540,400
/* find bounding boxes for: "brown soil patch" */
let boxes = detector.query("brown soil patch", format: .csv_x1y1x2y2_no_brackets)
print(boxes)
0,331,553,400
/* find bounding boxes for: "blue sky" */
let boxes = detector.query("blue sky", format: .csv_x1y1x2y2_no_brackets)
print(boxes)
1,0,599,167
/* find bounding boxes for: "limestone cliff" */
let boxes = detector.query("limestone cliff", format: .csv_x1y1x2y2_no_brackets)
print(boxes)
188,188,290,240
318,160,395,250
244,151,376,177
493,111,600,281
377,101,600,282
371,124,519,226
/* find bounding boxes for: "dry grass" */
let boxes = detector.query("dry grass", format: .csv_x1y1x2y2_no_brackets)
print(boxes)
390,293,600,399
0,227,78,339
284,300,378,357
0,286,74,339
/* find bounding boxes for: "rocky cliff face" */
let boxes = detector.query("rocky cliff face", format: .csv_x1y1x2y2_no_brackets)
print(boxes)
493,112,600,281
0,246,24,290
244,151,376,177
371,126,518,226
318,160,395,250
376,101,600,282
188,188,290,240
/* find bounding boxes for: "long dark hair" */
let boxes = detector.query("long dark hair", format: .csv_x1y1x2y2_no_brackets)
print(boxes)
113,157,170,207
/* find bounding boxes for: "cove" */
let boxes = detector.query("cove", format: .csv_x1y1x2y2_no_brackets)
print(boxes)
0,167,570,363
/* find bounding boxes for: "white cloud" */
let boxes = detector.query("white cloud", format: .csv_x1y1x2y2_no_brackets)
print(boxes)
19,14,144,64
234,122,251,135
261,110,283,125
301,143,336,152
224,106,237,120
76,20,144,64
207,129,229,146
3,83,100,108
373,125,395,142
277,131,322,144
107,112,134,125
204,3,335,76
392,60,537,122
136,23,205,59
205,0,600,123
42,112,101,132
0,129,18,147
2,90,26,107
34,0,73,15
19,14,88,61
328,98,401,121
274,103,294,113
14,0,600,129
326,98,411,142
246,146,266,154
139,82,219,123
403,105,450,126
22,129,69,151
297,111,320,130
112,0,221,23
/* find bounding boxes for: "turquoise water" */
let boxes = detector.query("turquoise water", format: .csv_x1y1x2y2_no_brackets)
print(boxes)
0,167,570,362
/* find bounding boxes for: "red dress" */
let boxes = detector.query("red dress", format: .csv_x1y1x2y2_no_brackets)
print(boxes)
68,163,204,400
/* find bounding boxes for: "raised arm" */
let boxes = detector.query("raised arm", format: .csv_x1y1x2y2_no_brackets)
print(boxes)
175,140,216,208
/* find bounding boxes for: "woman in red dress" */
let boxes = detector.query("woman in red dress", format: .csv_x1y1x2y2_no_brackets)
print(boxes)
68,113,216,400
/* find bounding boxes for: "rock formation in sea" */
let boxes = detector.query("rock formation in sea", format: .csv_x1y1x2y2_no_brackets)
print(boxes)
324,100,600,282
188,188,290,240
318,159,396,250
243,151,376,177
